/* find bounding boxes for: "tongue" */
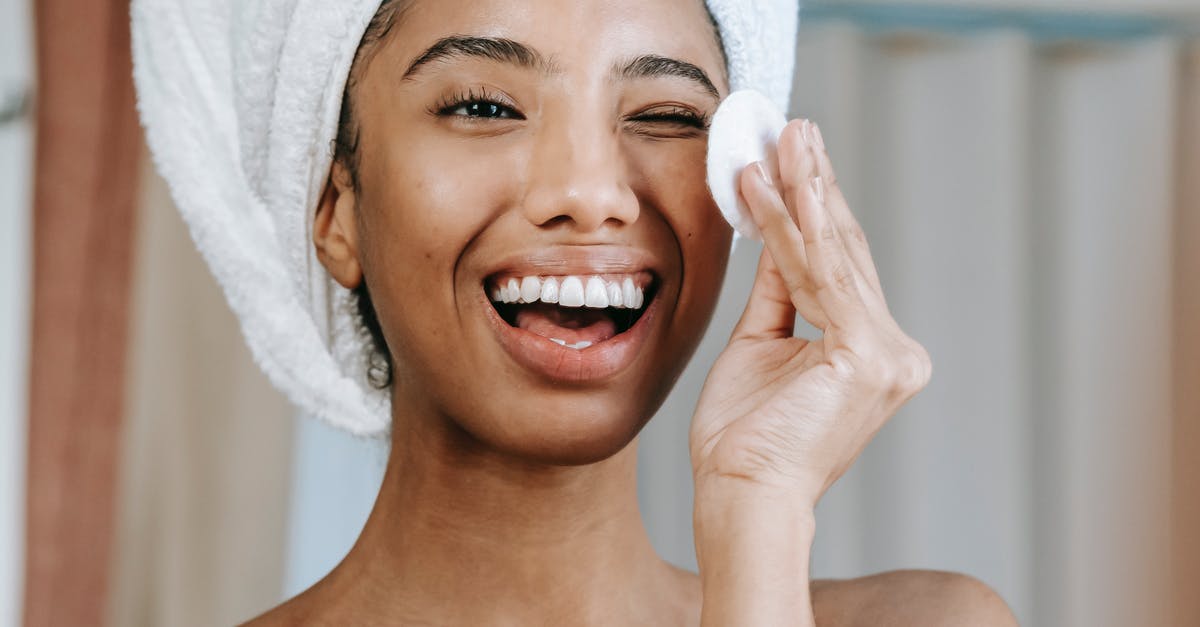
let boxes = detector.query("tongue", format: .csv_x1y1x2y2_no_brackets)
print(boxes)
515,303,618,345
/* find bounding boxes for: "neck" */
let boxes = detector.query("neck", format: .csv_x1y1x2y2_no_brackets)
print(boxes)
314,406,697,626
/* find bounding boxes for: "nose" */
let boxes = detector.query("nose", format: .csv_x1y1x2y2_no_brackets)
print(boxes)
520,116,639,233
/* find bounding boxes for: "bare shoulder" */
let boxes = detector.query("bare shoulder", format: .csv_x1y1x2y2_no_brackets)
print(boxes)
811,569,1018,627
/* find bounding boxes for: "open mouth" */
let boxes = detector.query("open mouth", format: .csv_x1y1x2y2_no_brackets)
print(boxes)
481,270,661,383
488,273,657,350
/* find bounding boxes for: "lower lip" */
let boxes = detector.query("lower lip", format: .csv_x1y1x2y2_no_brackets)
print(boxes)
482,289,660,384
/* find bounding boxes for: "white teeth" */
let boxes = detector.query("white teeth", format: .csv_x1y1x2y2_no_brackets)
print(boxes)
559,276,586,307
607,282,623,308
491,274,649,310
539,277,559,304
585,277,609,308
549,338,592,350
520,276,541,304
621,278,636,309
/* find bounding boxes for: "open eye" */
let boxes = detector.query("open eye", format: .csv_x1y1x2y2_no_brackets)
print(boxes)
448,100,520,119
435,88,524,121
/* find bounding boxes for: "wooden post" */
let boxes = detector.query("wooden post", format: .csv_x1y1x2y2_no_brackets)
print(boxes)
24,0,141,624
1173,41,1200,627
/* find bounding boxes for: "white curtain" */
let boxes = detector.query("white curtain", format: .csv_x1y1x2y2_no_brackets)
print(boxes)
640,22,1185,627
0,0,33,624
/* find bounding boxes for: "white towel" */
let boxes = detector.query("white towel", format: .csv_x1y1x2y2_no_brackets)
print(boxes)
131,0,800,437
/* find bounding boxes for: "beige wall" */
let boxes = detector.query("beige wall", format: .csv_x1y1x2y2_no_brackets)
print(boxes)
108,155,296,627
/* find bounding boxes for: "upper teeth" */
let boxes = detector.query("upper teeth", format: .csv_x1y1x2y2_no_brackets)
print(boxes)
491,275,647,309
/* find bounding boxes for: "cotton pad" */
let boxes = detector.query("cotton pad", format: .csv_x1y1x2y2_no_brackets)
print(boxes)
706,89,790,241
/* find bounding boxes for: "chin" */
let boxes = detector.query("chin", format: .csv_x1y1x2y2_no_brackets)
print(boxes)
468,389,667,466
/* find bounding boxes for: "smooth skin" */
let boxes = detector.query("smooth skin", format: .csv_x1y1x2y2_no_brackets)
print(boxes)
248,0,1018,624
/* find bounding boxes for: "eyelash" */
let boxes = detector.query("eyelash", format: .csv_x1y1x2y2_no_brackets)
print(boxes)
630,106,710,131
433,89,709,131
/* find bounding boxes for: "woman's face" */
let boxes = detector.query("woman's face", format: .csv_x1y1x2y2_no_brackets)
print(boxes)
329,0,732,464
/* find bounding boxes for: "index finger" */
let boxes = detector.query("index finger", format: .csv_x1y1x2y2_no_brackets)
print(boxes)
738,162,828,330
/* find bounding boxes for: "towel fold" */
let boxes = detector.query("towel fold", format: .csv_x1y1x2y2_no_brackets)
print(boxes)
132,0,800,436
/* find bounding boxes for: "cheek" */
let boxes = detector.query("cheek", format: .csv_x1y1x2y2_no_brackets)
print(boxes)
628,138,732,265
353,132,525,372
362,135,519,262
628,139,732,359
627,139,727,241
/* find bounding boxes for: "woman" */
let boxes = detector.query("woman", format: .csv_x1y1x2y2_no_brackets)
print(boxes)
135,0,1018,624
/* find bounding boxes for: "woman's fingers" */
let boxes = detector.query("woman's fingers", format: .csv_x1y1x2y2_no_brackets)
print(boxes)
736,163,829,337
808,124,884,296
775,120,871,330
730,250,802,341
734,118,890,345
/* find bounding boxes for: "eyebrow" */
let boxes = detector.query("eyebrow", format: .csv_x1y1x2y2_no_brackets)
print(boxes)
617,54,721,102
402,36,556,80
401,36,721,102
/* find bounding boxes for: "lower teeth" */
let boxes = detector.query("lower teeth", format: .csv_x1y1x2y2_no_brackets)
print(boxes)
550,338,593,350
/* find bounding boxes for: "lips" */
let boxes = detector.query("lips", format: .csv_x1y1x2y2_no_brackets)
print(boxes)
478,246,664,383
482,286,660,383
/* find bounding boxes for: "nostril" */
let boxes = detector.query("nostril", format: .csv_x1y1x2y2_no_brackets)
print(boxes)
539,215,574,229
532,212,614,233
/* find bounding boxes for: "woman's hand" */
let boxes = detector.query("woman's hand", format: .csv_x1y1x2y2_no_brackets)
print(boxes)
690,118,932,626
690,119,932,508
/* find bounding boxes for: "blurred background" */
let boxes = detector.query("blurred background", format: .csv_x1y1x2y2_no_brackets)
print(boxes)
2,0,1198,625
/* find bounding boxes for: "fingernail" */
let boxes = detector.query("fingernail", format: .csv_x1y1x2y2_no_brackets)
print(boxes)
754,161,775,190
812,123,826,149
800,119,813,144
810,176,825,204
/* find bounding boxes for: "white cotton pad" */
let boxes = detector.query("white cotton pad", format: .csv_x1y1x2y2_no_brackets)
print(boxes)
706,89,790,242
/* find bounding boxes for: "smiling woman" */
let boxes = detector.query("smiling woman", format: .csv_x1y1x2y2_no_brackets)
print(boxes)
311,0,735,471
336,22,727,391
131,0,1017,624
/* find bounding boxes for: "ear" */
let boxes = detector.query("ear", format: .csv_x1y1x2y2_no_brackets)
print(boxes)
313,160,364,290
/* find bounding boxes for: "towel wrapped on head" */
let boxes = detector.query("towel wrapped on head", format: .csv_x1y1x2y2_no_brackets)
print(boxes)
131,0,800,437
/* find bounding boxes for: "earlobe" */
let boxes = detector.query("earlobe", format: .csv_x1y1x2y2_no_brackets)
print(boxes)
313,161,364,289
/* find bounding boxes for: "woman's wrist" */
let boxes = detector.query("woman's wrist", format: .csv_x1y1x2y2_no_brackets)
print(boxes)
693,468,824,510
693,479,817,557
693,481,818,627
